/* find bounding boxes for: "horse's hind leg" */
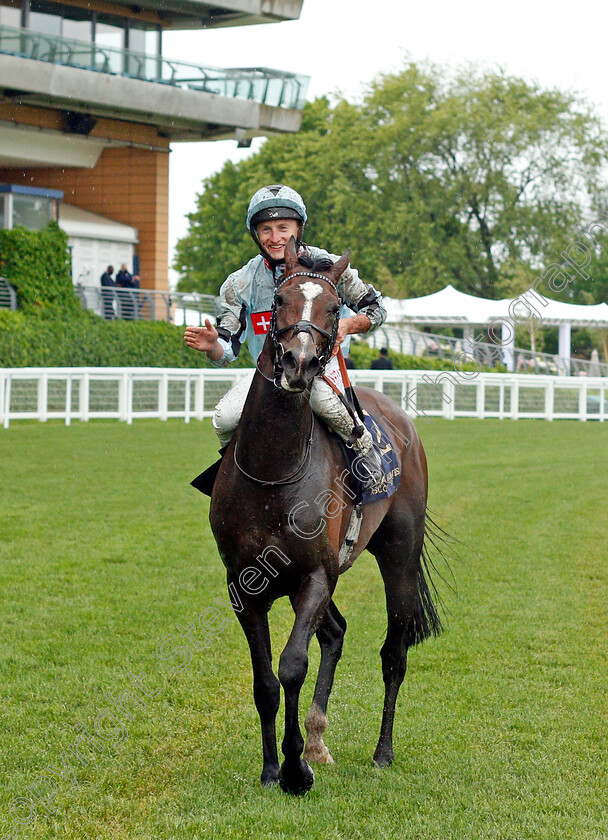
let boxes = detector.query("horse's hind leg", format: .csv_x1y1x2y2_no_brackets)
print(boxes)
370,518,426,768
303,600,346,765
235,601,280,786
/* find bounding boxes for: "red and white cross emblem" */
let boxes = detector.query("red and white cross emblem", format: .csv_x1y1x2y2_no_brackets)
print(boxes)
251,310,272,335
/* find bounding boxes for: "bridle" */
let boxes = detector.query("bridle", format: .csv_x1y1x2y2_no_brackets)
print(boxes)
240,268,341,486
269,270,342,382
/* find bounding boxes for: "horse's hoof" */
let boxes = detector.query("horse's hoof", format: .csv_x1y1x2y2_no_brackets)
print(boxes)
373,750,394,768
261,765,280,787
303,742,334,764
278,758,315,795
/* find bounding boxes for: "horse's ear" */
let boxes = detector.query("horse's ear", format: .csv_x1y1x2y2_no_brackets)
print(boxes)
328,248,351,281
284,236,299,272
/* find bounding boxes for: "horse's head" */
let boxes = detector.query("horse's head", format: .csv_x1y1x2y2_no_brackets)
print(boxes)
270,237,350,392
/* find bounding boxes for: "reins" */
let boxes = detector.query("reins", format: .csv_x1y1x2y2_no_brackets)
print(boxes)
233,413,316,486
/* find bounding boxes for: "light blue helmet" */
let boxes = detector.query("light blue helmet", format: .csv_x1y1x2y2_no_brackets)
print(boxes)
246,184,308,231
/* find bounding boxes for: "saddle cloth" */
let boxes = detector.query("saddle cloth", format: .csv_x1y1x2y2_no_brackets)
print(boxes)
340,411,401,505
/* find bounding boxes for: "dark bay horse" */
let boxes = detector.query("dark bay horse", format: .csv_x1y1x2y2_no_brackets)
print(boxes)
209,239,443,794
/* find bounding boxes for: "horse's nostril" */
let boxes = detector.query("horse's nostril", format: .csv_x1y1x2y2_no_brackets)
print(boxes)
304,356,321,379
282,350,297,373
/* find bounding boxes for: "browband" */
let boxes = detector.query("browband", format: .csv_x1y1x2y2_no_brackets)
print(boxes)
276,271,341,298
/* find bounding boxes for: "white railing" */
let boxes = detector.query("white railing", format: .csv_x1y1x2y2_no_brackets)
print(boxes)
1,368,606,428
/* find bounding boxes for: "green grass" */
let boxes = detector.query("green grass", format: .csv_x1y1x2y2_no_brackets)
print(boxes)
0,418,607,839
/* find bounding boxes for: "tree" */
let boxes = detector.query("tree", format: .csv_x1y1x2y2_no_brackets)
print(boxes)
174,63,608,300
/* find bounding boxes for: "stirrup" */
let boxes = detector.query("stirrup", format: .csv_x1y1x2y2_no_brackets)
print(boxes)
355,445,384,490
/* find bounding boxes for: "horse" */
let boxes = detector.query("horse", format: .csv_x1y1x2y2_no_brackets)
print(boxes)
208,238,443,794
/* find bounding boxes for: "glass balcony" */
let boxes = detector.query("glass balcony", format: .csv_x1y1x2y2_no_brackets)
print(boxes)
0,25,309,110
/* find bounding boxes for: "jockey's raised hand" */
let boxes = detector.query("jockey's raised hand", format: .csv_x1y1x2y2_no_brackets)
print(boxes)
184,320,223,361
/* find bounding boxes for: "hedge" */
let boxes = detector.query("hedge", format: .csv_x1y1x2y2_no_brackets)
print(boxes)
0,224,78,315
0,311,219,368
0,310,490,372
0,222,490,373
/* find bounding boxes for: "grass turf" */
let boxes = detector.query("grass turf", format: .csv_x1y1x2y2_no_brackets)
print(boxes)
0,417,606,839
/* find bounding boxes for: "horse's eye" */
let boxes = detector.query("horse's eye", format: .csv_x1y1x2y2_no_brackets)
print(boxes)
276,295,284,307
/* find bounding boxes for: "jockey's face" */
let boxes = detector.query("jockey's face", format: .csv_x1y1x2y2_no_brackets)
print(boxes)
256,219,300,262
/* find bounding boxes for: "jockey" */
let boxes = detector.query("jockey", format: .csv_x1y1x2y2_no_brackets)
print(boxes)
184,184,387,488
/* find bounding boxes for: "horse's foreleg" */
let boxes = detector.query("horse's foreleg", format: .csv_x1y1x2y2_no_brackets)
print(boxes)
303,600,346,765
235,602,280,786
278,569,330,794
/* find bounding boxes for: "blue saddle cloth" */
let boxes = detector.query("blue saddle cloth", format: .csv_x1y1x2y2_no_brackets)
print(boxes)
341,411,402,505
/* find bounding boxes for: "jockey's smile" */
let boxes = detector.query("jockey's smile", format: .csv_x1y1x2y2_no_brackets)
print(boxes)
257,219,300,262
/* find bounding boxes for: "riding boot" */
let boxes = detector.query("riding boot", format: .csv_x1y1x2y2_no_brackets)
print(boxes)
309,377,384,490
347,428,384,490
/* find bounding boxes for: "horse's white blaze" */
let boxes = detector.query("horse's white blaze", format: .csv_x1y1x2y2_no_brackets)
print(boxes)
297,282,323,356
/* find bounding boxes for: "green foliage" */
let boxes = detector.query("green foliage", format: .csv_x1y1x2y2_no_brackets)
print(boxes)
174,64,608,302
0,310,255,368
0,223,79,315
1,308,487,370
557,224,608,305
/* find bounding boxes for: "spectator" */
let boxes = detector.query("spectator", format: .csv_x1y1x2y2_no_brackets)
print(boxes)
344,355,356,369
100,265,115,320
115,263,138,319
370,347,394,370
115,264,133,288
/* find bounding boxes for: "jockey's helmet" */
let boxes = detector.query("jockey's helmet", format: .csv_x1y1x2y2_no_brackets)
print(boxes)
246,185,307,231
246,185,307,262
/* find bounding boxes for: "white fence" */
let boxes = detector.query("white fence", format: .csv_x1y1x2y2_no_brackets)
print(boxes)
0,368,606,428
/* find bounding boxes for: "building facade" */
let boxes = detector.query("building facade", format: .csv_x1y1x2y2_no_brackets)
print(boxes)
0,0,306,292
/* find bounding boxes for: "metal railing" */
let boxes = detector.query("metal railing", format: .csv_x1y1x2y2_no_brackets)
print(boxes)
75,285,220,323
365,324,608,378
1,368,605,428
0,277,17,310
0,25,309,110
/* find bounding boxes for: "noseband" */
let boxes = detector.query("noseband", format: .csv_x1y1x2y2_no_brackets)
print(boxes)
269,271,342,380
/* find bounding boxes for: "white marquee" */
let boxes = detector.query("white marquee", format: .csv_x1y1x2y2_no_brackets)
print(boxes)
383,284,608,372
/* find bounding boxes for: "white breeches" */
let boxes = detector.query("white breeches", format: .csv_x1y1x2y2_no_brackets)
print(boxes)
212,357,374,454
212,371,256,448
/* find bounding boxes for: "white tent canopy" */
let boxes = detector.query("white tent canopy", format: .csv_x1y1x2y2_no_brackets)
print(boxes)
383,284,608,372
384,284,608,327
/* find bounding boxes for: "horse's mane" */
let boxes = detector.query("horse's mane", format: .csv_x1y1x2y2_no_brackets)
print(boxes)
297,250,335,273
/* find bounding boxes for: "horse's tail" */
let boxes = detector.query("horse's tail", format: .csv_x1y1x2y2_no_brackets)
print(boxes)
408,510,458,647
